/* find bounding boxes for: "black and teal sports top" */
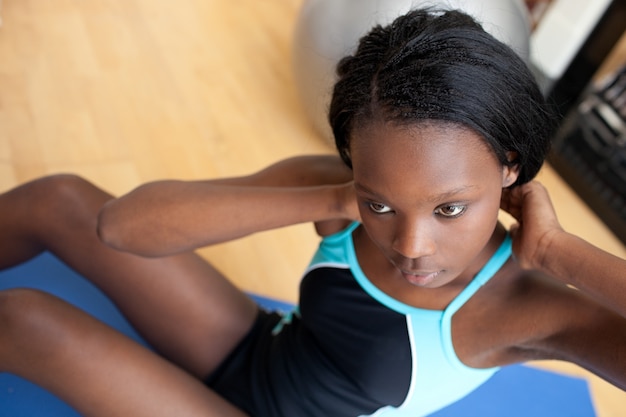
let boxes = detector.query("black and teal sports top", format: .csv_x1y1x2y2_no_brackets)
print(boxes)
213,222,513,417
265,222,513,416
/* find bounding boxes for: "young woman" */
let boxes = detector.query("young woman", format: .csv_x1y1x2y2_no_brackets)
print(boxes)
1,8,625,417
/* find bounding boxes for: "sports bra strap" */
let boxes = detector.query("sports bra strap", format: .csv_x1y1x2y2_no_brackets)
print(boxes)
444,234,512,317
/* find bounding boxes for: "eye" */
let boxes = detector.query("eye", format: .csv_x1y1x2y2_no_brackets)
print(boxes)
435,204,466,218
368,202,393,214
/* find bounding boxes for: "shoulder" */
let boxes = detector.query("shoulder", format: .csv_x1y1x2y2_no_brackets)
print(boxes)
455,261,624,366
484,263,604,337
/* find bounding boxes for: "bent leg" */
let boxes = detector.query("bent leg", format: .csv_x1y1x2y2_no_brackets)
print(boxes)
0,289,248,417
0,175,257,378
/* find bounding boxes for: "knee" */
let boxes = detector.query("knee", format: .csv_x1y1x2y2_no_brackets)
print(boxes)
0,288,82,347
0,288,57,337
21,174,111,228
0,289,76,372
31,174,101,206
0,289,47,359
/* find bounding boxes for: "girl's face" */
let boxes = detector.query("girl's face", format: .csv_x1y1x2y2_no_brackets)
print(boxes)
350,121,518,288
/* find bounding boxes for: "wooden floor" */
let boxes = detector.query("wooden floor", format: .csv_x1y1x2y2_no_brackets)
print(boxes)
0,0,624,415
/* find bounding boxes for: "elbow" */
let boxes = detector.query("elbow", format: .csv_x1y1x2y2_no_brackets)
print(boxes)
97,197,166,258
97,181,184,257
96,200,129,252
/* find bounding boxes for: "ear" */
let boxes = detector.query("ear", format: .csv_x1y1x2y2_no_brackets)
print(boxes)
501,151,520,187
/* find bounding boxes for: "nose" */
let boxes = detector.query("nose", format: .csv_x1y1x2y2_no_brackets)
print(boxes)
391,217,437,259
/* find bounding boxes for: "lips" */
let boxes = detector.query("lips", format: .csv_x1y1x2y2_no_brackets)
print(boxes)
401,269,439,277
393,259,440,278
401,270,441,280
390,257,444,285
400,270,442,286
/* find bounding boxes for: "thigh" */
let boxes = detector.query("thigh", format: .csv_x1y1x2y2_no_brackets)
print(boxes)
0,289,249,417
0,175,258,378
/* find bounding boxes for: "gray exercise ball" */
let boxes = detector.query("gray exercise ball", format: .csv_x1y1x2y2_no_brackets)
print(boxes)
292,0,532,141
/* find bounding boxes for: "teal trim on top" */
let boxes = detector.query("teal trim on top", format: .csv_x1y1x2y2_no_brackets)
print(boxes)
444,234,513,316
440,234,512,371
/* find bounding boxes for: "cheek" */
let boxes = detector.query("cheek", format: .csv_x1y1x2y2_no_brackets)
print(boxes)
455,195,502,246
484,188,504,224
360,215,395,250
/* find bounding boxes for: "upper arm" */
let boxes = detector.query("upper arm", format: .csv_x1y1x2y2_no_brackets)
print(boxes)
314,219,353,237
233,155,352,188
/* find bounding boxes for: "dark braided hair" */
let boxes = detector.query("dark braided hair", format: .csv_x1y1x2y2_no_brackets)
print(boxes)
329,9,556,186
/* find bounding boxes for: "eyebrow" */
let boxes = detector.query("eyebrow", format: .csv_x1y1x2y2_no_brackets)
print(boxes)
354,182,479,203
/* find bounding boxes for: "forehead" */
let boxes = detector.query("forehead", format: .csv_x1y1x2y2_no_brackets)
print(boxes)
350,121,502,199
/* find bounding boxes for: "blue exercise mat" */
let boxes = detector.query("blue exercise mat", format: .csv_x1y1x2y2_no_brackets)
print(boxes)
0,252,597,417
